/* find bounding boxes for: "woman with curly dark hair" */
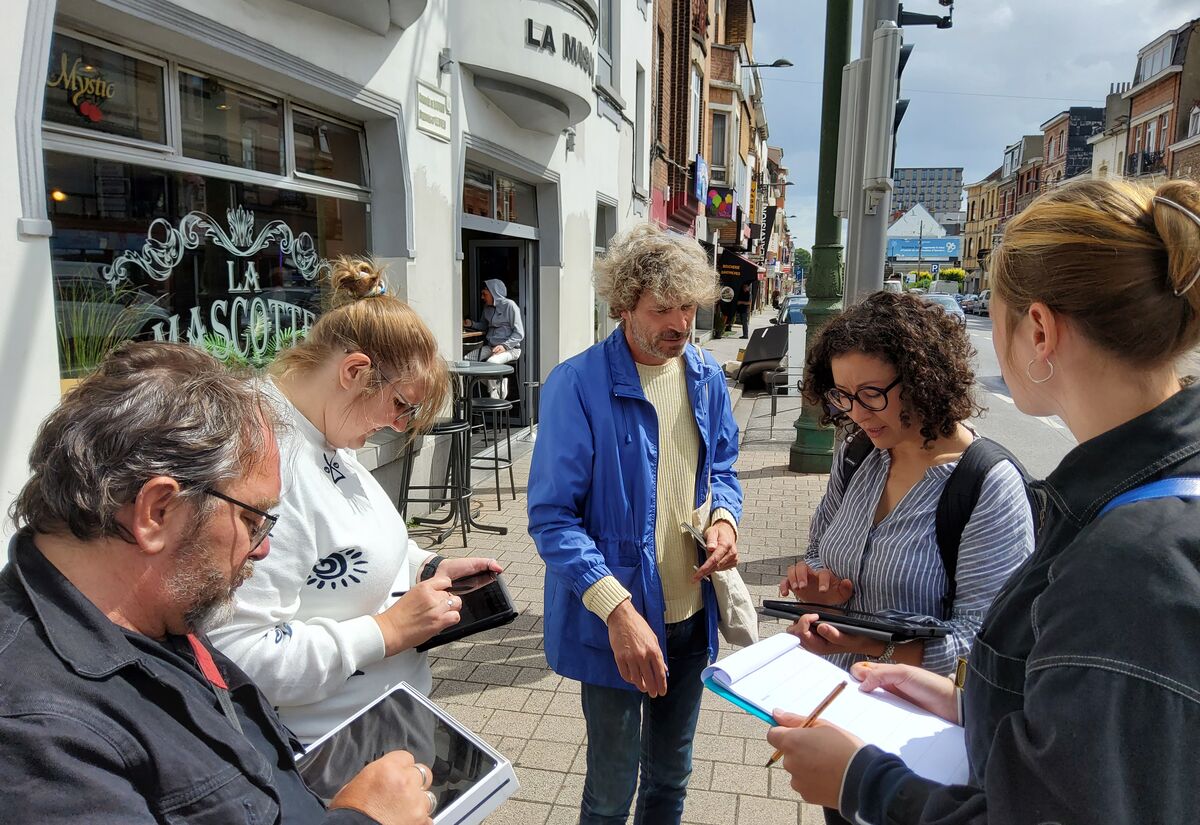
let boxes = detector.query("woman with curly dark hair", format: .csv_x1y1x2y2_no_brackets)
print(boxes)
776,291,1033,678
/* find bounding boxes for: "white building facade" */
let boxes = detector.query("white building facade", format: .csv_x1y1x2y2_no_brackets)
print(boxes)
3,0,652,524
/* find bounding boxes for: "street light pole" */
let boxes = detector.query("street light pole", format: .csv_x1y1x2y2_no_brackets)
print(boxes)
789,0,852,474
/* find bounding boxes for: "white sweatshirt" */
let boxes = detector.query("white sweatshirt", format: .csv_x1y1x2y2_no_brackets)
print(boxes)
210,381,433,743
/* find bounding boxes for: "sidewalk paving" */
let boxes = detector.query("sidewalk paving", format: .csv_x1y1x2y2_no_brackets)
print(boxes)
412,306,829,824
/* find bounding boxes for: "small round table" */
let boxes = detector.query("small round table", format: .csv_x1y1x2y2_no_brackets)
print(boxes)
416,361,516,537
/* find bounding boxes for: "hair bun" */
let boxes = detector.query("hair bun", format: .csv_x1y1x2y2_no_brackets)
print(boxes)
328,255,387,308
1151,182,1200,303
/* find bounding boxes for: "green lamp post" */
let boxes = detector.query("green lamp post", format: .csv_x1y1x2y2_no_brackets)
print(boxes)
789,0,851,473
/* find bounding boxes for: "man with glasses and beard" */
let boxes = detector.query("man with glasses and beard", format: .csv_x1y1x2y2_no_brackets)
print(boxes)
0,342,437,825
528,223,744,825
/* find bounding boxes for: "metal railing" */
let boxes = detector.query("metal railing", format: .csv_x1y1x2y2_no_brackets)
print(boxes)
1126,150,1167,177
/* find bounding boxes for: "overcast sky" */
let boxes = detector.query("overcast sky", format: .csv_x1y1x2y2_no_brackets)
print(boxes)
754,0,1197,252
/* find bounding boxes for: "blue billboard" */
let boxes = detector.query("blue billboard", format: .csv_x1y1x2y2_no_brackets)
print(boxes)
886,237,962,260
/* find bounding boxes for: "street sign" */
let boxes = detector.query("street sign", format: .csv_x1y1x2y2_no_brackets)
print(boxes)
930,263,940,275
886,237,960,260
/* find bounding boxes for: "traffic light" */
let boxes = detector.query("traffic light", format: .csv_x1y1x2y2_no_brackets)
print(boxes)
892,43,913,172
862,23,904,204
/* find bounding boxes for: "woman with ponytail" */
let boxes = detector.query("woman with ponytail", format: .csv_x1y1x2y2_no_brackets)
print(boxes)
767,179,1200,825
211,256,501,744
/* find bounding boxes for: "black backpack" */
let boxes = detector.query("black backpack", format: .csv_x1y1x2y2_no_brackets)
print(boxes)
840,431,1042,618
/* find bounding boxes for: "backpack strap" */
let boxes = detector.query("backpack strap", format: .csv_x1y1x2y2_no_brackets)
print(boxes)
1097,477,1200,518
934,437,1038,619
839,429,876,491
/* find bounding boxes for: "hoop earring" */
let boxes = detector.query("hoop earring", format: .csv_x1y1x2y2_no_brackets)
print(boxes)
1026,357,1054,384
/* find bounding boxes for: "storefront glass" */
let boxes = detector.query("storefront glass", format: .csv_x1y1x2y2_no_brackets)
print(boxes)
293,109,366,185
462,164,537,227
46,151,367,376
179,71,284,174
44,33,166,145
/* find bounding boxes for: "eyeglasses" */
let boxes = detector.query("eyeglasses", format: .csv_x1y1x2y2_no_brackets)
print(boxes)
377,368,423,424
206,489,278,550
824,376,903,413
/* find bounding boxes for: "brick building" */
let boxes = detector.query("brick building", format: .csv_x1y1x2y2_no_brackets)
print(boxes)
1125,18,1200,183
1039,107,1104,185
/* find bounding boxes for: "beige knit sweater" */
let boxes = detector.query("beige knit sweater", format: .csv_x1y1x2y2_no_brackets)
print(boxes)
582,356,737,625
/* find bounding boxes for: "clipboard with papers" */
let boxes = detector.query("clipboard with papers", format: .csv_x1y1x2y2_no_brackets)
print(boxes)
296,682,519,824
701,634,969,785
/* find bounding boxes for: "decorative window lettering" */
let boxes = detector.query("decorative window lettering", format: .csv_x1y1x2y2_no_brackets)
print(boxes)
43,32,166,143
102,206,330,287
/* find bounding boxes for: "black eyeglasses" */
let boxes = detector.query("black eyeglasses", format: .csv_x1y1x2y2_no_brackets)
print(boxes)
377,368,423,424
824,376,903,413
206,489,278,550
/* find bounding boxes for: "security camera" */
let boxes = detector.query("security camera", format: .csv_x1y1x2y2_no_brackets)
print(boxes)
938,0,954,6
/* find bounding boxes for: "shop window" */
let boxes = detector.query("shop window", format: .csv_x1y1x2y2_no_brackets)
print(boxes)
710,111,728,183
293,108,366,186
45,151,367,377
179,71,284,174
597,0,615,90
462,165,538,227
43,32,166,145
463,164,494,218
495,176,537,225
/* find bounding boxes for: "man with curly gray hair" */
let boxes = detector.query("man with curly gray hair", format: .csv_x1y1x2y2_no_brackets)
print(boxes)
529,222,744,825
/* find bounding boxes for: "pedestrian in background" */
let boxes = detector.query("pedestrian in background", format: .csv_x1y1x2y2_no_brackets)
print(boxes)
779,292,1033,678
528,222,743,825
463,278,524,398
769,178,1200,825
212,257,501,747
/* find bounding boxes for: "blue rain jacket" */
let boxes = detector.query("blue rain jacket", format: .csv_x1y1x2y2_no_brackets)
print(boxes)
528,327,743,689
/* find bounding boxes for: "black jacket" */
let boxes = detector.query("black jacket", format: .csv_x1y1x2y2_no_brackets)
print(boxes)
841,383,1200,824
0,532,372,824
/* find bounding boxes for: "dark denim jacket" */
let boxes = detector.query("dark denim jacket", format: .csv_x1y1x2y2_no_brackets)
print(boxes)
841,384,1200,825
0,532,372,824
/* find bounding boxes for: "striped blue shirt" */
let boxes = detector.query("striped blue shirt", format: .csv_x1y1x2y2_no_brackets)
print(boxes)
804,437,1034,675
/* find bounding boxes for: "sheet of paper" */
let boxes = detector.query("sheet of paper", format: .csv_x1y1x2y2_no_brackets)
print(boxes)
704,636,969,785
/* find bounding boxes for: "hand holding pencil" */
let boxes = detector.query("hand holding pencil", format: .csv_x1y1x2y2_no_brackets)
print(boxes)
765,682,865,810
765,681,848,767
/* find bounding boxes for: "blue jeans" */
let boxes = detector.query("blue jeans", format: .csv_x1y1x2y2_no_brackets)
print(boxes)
579,611,709,825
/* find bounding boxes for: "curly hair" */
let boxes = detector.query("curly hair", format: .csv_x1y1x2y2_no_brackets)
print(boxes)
594,222,719,319
802,291,982,448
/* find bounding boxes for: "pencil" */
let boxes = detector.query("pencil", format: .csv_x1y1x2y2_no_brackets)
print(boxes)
765,680,848,768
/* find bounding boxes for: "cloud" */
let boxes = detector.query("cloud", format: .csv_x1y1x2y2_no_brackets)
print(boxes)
753,0,1195,250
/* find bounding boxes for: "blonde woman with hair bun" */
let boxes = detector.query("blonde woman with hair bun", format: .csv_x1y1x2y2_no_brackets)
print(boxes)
211,255,501,745
767,178,1200,825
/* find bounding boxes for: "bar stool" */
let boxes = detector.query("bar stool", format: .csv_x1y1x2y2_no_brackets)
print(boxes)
469,397,516,510
397,419,471,546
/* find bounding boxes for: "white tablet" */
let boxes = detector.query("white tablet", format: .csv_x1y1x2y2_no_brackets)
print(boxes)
295,682,519,824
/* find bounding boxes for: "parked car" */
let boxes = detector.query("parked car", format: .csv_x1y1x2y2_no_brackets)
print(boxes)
961,293,980,313
922,293,966,325
978,289,992,316
769,294,808,326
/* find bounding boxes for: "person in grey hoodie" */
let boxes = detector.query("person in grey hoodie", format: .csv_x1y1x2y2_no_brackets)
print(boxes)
463,278,524,398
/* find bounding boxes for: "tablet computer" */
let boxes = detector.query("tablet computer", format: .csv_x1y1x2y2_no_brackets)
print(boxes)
760,599,951,641
296,682,518,824
416,571,518,652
